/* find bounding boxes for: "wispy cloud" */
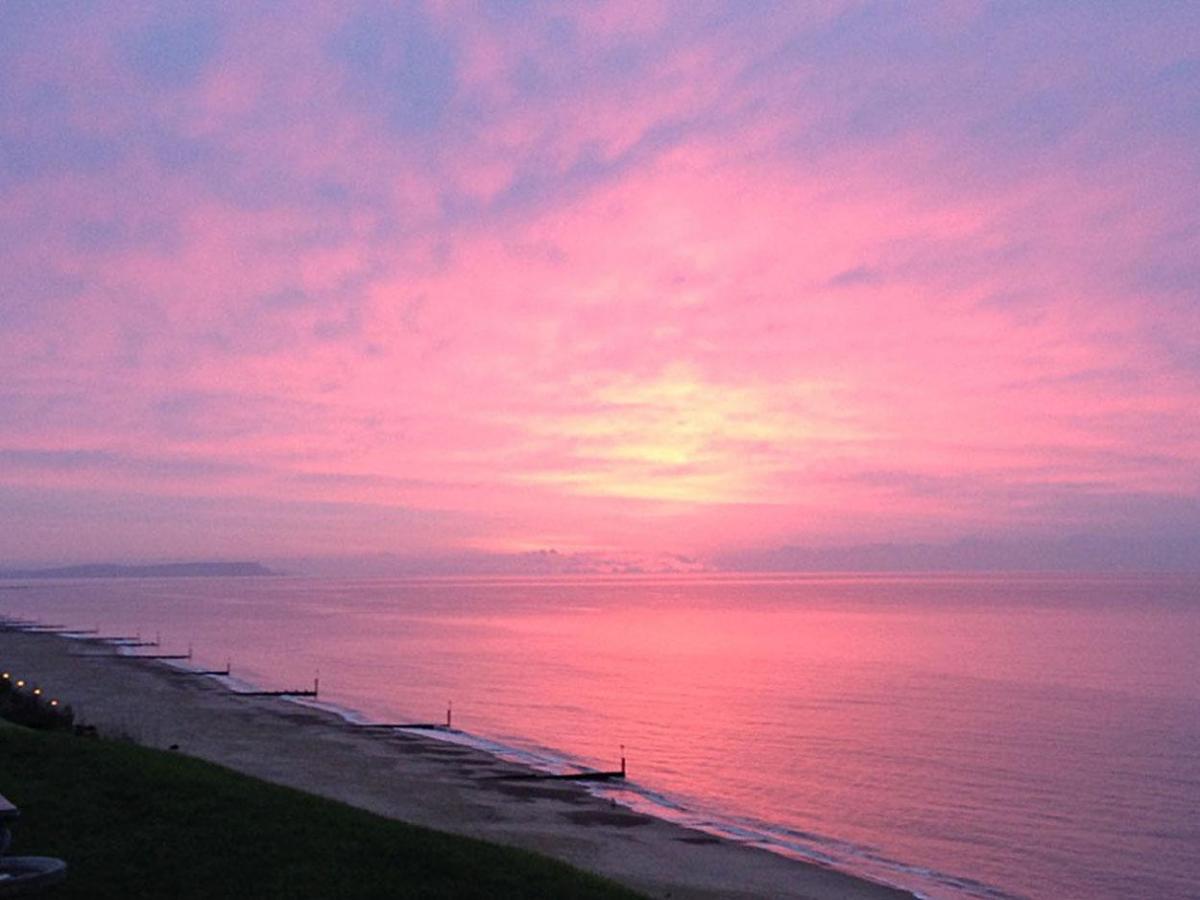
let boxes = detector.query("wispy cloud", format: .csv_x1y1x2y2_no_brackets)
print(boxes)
1,2,1197,568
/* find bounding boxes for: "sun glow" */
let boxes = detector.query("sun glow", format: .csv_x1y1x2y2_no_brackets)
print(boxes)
515,367,857,505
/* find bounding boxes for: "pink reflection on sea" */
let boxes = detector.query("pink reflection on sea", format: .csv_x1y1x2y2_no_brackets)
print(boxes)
4,573,1198,899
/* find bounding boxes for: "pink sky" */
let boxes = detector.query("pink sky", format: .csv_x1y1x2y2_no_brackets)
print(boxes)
1,2,1198,571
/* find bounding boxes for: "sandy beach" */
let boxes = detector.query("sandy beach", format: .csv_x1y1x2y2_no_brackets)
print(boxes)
0,628,909,900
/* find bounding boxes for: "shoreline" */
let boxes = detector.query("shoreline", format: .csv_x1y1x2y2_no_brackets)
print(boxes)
0,627,911,899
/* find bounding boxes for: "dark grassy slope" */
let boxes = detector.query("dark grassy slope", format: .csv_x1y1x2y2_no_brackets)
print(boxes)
0,726,644,900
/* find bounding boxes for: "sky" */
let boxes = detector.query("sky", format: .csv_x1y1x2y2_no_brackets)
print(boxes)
1,1,1198,572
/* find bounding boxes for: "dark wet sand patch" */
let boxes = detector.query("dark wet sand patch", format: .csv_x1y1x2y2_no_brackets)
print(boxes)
485,782,590,803
562,810,654,828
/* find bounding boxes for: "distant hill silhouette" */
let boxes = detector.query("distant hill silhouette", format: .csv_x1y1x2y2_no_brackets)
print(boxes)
0,562,276,579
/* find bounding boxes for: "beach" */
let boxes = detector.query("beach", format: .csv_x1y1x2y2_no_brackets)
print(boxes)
0,628,908,900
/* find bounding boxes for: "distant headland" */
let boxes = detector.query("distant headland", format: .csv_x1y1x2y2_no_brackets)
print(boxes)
0,562,276,580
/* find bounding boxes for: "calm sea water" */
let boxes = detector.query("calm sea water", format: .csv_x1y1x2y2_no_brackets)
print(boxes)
2,573,1197,899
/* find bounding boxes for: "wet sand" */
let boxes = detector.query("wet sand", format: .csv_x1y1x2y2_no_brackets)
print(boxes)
0,629,910,899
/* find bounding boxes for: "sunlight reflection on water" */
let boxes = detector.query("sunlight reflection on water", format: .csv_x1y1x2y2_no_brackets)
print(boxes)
4,573,1198,899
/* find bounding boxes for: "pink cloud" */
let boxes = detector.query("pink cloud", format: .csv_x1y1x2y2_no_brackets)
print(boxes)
1,2,1198,566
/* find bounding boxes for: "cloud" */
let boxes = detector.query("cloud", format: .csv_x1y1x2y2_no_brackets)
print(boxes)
124,14,221,87
0,1,1197,566
332,2,458,134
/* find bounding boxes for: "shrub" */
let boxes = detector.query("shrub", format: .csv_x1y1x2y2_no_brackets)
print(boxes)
0,671,75,731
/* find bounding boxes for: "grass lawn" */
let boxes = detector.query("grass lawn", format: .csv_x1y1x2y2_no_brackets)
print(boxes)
0,724,644,899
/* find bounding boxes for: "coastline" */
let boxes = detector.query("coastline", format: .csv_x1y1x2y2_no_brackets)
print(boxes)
0,628,911,899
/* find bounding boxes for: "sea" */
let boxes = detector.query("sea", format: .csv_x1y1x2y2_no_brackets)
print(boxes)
2,572,1197,899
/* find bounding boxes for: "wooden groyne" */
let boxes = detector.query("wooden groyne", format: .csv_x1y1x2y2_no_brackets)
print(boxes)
233,677,319,699
106,636,159,648
353,703,454,732
352,722,448,731
490,748,627,782
126,644,192,661
182,662,232,677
